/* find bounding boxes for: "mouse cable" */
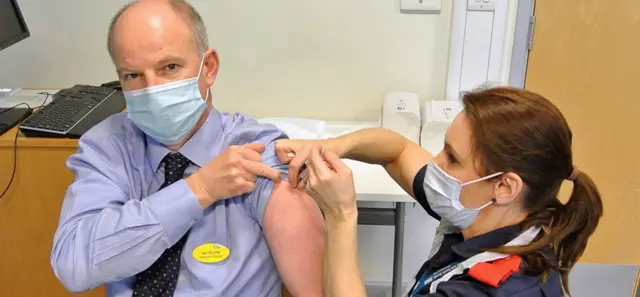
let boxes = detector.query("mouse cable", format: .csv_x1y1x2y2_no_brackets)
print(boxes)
0,93,51,200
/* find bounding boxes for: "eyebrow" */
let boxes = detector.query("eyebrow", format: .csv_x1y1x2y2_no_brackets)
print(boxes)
116,55,187,74
444,141,463,161
156,55,187,67
116,64,137,75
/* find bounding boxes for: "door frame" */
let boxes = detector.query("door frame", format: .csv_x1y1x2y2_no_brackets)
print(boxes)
508,0,536,88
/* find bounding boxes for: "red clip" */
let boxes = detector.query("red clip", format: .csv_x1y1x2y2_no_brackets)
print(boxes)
468,255,522,288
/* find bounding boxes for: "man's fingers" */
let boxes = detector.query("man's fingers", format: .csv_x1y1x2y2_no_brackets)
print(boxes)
237,146,263,162
242,143,266,153
235,167,257,182
242,160,281,181
240,180,257,194
231,179,256,196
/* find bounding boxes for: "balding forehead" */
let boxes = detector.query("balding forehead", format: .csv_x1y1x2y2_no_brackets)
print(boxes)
107,0,209,60
115,1,187,32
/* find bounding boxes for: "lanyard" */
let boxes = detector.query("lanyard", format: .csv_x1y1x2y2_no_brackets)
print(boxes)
410,226,540,296
410,261,460,296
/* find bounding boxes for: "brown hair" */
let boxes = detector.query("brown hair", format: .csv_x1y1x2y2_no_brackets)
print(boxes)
462,87,603,295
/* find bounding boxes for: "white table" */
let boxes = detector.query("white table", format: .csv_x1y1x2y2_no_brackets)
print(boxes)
0,89,53,108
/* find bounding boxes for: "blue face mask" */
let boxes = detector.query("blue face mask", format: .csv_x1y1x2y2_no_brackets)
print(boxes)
124,56,208,145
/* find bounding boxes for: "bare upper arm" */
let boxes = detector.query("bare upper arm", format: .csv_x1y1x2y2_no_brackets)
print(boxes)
262,181,325,297
383,141,433,198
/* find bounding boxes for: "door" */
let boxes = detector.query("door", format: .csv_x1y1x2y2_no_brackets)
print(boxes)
524,2,640,295
525,0,640,266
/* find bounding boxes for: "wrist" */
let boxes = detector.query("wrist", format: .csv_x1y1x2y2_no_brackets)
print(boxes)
325,205,358,225
185,173,215,209
325,136,353,159
326,212,358,232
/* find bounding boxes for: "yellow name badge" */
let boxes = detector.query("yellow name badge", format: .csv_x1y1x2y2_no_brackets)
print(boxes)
192,243,230,263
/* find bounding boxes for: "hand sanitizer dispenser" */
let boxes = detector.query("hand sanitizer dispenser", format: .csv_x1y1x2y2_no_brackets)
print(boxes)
380,92,421,144
421,100,463,153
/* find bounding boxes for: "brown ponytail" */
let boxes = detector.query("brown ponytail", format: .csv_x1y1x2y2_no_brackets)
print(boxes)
553,171,602,292
461,87,604,296
499,170,604,295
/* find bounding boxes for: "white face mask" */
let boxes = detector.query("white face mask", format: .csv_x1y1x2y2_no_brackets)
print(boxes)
422,160,503,229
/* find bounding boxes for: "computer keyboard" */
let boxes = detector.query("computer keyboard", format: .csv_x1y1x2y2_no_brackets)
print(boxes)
19,84,125,138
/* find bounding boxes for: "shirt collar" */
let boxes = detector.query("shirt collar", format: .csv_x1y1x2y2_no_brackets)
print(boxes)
146,108,223,171
450,225,522,258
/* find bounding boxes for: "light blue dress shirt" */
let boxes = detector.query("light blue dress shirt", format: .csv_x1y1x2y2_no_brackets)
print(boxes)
51,108,289,297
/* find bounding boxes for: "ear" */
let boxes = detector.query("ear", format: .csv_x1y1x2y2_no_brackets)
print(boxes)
492,172,523,205
203,48,220,86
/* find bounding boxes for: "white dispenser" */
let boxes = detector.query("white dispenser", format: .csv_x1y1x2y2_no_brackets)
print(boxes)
421,100,463,153
380,92,421,144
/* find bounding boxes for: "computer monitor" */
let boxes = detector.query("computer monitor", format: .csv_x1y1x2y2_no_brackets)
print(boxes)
0,0,30,98
0,0,30,52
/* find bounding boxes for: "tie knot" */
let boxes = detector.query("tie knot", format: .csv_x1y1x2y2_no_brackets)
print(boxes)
164,152,190,167
162,153,191,187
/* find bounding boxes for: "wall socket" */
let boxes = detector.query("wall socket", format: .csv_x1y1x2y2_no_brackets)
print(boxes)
467,0,496,11
400,0,441,14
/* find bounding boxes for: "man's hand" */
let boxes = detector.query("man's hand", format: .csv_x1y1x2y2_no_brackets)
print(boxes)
186,143,282,209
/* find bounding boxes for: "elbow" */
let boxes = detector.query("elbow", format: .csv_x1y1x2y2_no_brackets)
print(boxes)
62,281,92,294
51,236,94,293
51,260,93,293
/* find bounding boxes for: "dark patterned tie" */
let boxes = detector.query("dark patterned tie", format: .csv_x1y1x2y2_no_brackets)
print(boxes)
132,152,192,297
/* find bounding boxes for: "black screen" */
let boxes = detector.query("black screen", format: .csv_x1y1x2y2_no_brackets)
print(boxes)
0,0,29,51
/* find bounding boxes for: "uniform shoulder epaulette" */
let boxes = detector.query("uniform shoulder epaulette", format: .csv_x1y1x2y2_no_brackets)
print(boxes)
468,255,522,288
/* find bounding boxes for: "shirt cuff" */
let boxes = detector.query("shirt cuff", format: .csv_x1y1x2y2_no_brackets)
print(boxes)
145,180,203,244
254,178,275,226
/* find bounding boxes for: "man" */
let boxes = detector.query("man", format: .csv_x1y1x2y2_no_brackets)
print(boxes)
50,1,325,296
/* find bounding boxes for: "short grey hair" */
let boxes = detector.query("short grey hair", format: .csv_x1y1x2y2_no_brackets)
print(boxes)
107,0,209,59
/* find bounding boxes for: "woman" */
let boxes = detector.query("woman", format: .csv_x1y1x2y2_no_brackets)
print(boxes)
275,87,603,297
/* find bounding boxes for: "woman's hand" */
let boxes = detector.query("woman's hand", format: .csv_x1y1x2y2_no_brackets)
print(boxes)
304,147,357,221
275,139,325,185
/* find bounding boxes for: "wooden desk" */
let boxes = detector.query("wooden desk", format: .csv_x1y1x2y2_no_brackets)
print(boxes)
0,126,104,297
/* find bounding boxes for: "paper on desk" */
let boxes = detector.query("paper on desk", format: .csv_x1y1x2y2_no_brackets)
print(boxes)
321,122,378,139
257,117,378,140
0,94,51,108
257,117,326,139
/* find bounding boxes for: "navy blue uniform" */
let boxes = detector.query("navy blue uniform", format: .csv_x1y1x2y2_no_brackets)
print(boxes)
410,165,563,297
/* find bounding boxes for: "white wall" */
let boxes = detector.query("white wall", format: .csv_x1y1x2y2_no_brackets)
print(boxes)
0,0,521,286
0,0,453,121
